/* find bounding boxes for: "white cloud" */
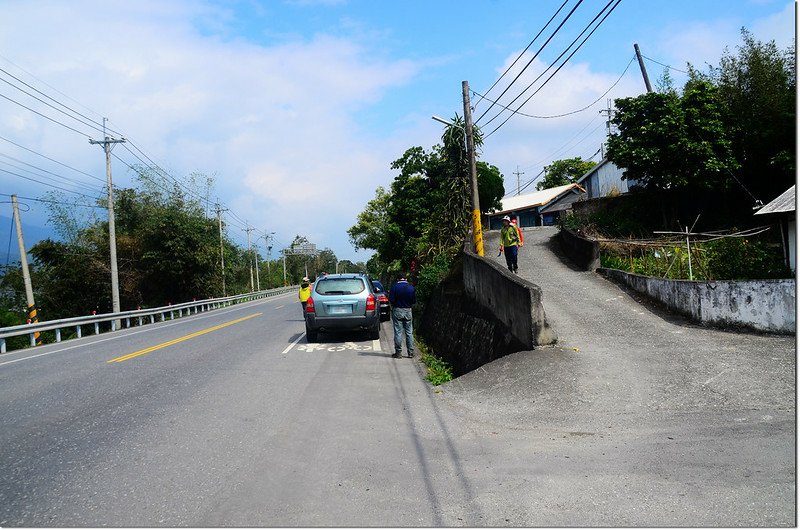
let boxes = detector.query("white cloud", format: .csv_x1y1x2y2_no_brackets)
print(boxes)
752,1,796,49
477,52,644,192
0,0,419,260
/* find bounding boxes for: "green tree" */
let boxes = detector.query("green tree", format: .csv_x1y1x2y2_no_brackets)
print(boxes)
477,162,505,212
606,79,738,192
349,114,504,286
703,29,795,204
536,157,596,190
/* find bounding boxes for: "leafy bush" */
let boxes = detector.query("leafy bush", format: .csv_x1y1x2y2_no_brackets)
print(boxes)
415,252,454,305
420,352,453,386
599,235,790,280
704,237,789,280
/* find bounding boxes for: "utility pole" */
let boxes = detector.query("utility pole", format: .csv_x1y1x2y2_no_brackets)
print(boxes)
254,246,261,291
11,195,39,343
243,224,255,292
214,204,228,297
599,99,617,159
514,166,525,195
634,43,653,93
462,80,484,256
263,232,273,288
89,118,125,326
283,251,287,286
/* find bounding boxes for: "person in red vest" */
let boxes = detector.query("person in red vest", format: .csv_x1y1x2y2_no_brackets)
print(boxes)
511,215,524,247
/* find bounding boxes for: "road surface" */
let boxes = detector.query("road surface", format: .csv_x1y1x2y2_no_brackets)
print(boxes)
0,231,794,526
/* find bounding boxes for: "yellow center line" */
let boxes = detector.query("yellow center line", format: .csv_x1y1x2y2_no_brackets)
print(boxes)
107,313,263,363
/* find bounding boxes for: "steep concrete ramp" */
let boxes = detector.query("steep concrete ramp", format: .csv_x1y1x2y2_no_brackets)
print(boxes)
436,226,794,526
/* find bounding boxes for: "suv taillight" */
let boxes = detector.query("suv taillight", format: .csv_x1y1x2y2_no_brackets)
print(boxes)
366,294,376,311
306,297,315,313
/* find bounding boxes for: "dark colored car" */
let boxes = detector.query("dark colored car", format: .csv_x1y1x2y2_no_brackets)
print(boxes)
371,280,390,322
304,273,380,342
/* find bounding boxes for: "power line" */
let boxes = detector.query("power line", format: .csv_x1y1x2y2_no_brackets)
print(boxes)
0,91,92,137
0,69,107,135
0,58,283,256
0,134,104,183
0,166,105,200
474,0,586,125
642,55,689,75
0,152,105,189
0,192,105,209
482,0,620,133
475,0,571,109
484,0,622,139
480,0,616,129
0,53,120,135
472,54,635,121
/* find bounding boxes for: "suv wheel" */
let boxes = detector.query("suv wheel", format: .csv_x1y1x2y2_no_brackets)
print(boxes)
306,325,318,343
369,322,380,340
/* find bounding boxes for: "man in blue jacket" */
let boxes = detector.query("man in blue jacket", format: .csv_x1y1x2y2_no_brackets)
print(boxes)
388,272,416,358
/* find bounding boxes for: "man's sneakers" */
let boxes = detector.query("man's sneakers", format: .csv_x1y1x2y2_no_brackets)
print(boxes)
407,352,414,358
391,352,402,358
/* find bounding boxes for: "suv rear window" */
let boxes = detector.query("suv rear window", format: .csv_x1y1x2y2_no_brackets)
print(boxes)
315,278,366,295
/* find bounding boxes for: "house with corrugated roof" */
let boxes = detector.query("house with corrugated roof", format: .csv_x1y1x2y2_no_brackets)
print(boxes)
575,158,637,199
755,184,796,273
487,183,586,229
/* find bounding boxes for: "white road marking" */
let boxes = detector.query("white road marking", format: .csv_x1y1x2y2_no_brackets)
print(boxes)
282,333,306,354
373,339,381,350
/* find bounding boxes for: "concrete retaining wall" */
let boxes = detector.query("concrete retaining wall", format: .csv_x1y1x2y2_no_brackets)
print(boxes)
599,268,796,334
418,242,557,376
558,227,600,271
461,248,557,347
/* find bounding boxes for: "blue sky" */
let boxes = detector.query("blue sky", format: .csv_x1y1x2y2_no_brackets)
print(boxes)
0,0,794,263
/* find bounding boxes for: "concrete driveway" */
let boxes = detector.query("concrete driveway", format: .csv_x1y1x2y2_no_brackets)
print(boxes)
436,227,795,526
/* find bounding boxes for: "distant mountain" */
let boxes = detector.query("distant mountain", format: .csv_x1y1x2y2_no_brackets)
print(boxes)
0,215,58,266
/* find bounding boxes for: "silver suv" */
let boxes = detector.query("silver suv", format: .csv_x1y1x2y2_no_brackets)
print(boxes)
304,273,381,343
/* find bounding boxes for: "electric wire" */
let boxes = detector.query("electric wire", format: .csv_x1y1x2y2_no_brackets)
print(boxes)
0,166,105,200
474,0,571,110
472,54,635,120
484,0,622,139
642,55,689,75
0,60,286,258
0,70,107,135
0,134,104,184
484,0,621,132
0,91,92,137
0,192,105,209
0,52,121,136
480,0,617,129
0,152,105,189
474,0,586,125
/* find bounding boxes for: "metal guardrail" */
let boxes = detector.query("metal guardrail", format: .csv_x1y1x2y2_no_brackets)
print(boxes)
0,286,297,354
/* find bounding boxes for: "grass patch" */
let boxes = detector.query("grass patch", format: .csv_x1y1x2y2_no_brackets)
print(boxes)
415,338,453,386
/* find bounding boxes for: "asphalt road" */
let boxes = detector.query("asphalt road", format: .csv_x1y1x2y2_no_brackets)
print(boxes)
0,231,795,526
